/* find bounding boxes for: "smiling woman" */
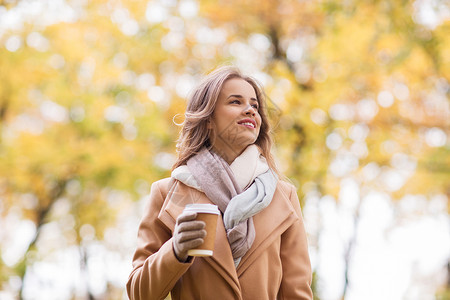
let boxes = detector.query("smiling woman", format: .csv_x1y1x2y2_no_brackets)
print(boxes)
209,78,262,164
126,66,313,300
172,66,277,173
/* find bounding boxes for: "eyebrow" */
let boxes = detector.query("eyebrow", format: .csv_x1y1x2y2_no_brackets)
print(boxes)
227,94,258,102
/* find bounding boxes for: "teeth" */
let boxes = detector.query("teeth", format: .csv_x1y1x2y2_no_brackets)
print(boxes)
241,122,255,128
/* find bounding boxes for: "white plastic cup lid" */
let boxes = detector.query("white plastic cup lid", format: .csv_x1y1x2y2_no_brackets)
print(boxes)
184,203,220,215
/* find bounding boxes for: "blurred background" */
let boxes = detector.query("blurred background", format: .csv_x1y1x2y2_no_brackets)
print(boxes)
0,0,449,299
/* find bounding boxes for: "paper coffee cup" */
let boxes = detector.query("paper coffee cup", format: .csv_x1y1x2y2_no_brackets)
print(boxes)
184,203,220,256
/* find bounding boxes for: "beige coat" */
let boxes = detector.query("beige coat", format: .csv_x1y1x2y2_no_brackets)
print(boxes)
127,177,313,300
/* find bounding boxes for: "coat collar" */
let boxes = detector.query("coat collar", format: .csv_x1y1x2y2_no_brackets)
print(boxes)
157,179,298,291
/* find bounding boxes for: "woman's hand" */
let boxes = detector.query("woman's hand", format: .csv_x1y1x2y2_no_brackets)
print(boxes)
172,211,206,262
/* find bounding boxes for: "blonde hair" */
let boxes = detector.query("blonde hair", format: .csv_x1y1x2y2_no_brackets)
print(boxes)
172,66,280,176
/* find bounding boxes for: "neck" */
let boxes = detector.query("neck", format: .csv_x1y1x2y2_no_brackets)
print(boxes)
211,145,246,164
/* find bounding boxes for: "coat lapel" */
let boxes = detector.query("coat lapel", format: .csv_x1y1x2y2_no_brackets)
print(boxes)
157,180,297,292
157,180,241,294
236,181,298,277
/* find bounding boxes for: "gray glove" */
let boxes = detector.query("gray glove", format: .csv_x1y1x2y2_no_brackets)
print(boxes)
172,211,206,262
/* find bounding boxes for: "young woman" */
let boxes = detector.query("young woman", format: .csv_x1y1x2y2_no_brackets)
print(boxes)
127,66,313,300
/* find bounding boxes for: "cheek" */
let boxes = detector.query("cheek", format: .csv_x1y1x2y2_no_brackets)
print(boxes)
216,117,230,130
257,116,263,129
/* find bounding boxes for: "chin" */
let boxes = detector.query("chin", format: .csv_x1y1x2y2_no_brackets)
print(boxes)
235,137,257,150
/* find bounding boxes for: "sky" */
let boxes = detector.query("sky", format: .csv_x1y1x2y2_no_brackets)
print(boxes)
303,183,450,300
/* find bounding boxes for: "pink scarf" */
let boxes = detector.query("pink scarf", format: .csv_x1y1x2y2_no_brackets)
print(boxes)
186,147,277,265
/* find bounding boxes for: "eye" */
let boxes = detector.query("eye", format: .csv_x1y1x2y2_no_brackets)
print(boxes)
251,103,259,109
230,99,241,104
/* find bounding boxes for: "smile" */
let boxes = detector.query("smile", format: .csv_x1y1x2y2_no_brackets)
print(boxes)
237,119,256,129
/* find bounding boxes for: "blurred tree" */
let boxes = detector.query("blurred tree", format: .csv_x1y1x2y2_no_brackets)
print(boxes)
202,0,449,298
0,0,448,299
0,1,180,298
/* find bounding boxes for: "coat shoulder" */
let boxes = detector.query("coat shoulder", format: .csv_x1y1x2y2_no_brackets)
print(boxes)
277,179,297,195
276,180,303,216
151,177,175,195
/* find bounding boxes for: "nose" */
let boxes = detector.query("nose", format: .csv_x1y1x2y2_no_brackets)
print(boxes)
243,104,256,116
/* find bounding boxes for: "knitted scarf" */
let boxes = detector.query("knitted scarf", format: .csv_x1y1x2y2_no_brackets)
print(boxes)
176,145,277,266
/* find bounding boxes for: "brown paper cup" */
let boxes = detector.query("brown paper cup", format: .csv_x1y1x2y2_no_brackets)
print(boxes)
184,204,220,256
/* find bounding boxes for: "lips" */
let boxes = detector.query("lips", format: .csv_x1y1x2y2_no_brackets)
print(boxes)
237,118,256,129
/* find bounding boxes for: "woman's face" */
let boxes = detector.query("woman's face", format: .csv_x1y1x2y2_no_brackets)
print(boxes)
209,78,262,163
